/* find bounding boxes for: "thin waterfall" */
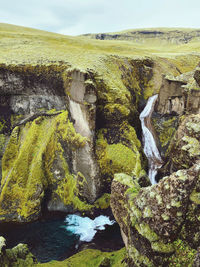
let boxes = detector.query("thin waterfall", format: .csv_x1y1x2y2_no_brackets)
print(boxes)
139,94,163,185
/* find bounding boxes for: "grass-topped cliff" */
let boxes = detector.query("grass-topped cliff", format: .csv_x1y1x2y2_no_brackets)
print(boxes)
1,23,200,101
82,27,200,44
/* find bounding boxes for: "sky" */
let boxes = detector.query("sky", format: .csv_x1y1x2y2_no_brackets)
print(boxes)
1,0,200,36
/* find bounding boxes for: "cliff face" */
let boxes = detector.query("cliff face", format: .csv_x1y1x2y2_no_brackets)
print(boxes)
82,28,200,45
0,66,104,221
0,57,159,222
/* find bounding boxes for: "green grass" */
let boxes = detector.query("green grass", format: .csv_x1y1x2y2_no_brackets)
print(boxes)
1,23,200,72
36,248,126,267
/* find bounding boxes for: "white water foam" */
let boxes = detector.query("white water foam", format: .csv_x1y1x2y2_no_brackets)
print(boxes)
140,94,163,185
64,215,115,242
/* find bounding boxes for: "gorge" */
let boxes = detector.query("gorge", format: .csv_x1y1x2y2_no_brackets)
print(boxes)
1,24,200,266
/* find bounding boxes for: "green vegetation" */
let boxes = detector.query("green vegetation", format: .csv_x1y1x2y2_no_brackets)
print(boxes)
36,248,126,267
0,242,36,267
153,117,177,154
0,111,91,220
96,125,143,183
94,193,110,209
135,223,159,242
169,239,196,267
182,136,200,157
128,245,154,267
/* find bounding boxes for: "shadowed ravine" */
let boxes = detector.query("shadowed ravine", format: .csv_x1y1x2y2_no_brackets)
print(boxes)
140,94,163,184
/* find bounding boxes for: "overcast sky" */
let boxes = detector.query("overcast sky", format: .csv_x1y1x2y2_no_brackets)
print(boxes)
1,0,200,35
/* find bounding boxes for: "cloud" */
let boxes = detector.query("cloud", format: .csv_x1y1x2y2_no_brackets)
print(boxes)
1,0,200,35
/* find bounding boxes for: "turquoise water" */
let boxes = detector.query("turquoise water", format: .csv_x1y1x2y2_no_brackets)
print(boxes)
0,214,123,263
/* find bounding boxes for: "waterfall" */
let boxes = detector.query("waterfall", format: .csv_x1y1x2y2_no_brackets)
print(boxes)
139,94,163,185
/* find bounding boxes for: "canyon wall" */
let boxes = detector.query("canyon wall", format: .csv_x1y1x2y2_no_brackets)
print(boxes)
1,58,200,266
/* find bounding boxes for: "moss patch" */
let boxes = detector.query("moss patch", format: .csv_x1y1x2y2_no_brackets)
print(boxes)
36,248,126,267
94,193,110,209
135,223,159,242
96,124,143,185
181,136,200,157
152,116,177,156
169,240,196,266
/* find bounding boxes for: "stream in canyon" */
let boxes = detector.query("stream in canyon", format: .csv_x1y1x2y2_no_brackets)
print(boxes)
0,213,123,263
140,94,163,184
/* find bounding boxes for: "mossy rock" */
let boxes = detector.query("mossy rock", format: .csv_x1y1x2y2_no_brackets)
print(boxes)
166,114,200,172
0,240,36,267
152,115,178,158
0,111,95,222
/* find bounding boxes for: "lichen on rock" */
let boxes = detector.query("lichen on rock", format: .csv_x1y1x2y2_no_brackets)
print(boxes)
111,161,200,266
165,114,200,173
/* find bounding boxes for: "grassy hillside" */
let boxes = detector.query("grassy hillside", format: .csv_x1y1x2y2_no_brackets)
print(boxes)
0,23,200,71
1,23,200,101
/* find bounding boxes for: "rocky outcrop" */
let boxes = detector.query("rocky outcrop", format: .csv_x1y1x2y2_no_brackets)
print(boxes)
156,77,187,115
110,64,200,266
0,65,67,115
156,73,200,117
164,113,200,174
111,162,200,266
0,236,36,266
152,68,200,158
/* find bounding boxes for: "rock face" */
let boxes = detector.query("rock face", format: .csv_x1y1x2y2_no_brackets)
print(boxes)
0,66,102,222
0,65,66,115
156,74,200,116
111,162,200,266
1,56,200,266
152,68,200,158
165,114,200,173
156,77,186,115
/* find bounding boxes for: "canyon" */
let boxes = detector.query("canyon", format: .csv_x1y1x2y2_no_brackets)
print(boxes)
1,24,200,266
